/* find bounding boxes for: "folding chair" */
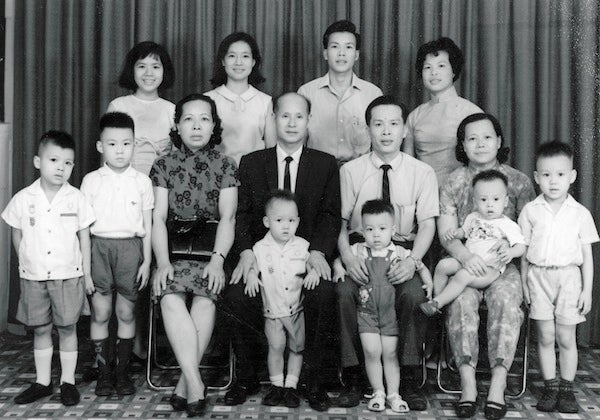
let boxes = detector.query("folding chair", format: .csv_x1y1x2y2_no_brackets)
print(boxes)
146,300,235,391
436,304,529,399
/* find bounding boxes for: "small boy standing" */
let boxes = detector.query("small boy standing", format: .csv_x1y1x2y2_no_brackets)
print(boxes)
334,200,432,413
80,112,153,396
2,131,95,406
244,190,319,408
519,141,599,413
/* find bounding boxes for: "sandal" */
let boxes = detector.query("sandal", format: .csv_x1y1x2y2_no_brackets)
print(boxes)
455,400,477,418
484,400,507,420
386,393,409,413
366,389,386,412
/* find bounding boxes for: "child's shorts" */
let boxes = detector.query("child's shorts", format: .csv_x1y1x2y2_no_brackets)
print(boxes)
264,311,305,353
357,284,399,336
17,277,85,327
527,264,585,325
91,236,143,302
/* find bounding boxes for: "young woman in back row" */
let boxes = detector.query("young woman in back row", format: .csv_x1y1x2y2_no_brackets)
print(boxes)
205,32,276,165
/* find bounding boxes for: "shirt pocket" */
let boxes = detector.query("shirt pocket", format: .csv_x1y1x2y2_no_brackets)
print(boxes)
288,256,307,277
395,204,416,236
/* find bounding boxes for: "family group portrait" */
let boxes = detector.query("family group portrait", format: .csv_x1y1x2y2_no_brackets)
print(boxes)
0,0,599,419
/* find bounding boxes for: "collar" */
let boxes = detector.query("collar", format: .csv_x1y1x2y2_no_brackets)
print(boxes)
429,85,459,104
318,72,366,91
178,143,211,158
98,163,136,177
263,231,299,250
467,161,502,175
215,84,259,103
360,242,397,257
370,151,404,171
27,178,71,197
532,193,578,208
276,144,303,163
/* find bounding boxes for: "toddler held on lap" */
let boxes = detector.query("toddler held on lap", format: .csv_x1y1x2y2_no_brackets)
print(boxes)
421,170,526,316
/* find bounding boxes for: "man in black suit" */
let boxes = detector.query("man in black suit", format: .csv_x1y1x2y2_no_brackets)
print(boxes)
222,92,340,411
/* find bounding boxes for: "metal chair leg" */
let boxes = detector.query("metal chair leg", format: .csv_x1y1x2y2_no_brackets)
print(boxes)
146,302,235,391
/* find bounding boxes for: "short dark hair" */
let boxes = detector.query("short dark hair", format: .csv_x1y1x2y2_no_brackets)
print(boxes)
535,141,574,163
273,92,311,114
210,32,266,87
264,189,298,215
118,41,175,92
38,130,75,155
455,113,510,165
365,96,409,126
415,37,464,82
169,94,223,149
472,169,508,188
361,199,395,217
99,112,134,136
322,20,361,50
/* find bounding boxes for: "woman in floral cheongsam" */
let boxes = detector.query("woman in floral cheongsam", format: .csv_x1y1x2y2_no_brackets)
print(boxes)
437,113,535,419
150,94,239,417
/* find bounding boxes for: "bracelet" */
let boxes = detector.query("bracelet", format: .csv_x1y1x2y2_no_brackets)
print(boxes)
212,251,225,260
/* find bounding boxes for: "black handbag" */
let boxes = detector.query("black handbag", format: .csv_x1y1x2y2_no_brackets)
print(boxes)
166,216,218,260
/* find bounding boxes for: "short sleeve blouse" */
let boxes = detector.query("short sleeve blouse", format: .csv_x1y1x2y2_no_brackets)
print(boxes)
150,144,240,220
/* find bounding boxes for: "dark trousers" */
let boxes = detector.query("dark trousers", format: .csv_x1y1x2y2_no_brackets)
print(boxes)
336,273,428,368
222,278,336,386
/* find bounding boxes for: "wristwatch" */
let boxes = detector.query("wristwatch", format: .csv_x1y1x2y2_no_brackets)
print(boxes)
407,254,424,271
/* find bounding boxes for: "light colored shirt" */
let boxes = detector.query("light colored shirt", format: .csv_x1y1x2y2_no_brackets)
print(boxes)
253,232,309,319
298,73,383,162
518,194,599,267
80,164,154,238
205,85,274,165
340,152,439,241
2,179,95,280
462,212,525,270
275,145,302,192
440,163,536,226
405,86,482,183
107,95,175,176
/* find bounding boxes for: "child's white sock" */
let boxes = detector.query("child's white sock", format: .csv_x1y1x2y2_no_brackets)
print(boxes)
270,374,284,387
284,374,299,389
34,347,53,386
59,351,78,385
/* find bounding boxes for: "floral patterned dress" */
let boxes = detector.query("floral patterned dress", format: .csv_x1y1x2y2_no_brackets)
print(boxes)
150,144,239,300
439,163,535,369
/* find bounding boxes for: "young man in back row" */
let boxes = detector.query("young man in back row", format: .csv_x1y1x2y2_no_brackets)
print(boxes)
298,20,383,165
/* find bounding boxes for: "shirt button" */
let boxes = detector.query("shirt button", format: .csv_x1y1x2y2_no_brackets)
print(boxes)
285,287,288,290
47,271,51,275
47,251,51,254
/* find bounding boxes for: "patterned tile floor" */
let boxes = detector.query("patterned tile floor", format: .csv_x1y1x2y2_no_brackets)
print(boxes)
1,330,600,419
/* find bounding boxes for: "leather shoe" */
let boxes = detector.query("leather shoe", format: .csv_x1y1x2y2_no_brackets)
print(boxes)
224,381,261,405
262,385,284,406
60,383,80,406
484,400,507,419
186,399,207,417
283,387,300,408
306,385,331,411
401,382,427,411
81,366,99,383
15,382,53,404
337,383,361,407
169,393,187,411
455,400,477,418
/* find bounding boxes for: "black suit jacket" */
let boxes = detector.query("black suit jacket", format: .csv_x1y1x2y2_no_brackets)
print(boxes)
235,146,341,259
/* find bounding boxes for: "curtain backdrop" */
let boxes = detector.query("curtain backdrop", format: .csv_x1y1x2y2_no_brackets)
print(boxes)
12,0,600,344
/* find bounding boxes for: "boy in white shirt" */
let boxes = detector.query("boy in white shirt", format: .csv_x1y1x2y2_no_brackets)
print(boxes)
80,112,154,396
2,131,95,406
519,141,599,414
244,190,319,408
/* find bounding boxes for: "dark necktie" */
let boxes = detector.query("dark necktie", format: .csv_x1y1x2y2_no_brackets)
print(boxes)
381,164,392,202
284,156,293,191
